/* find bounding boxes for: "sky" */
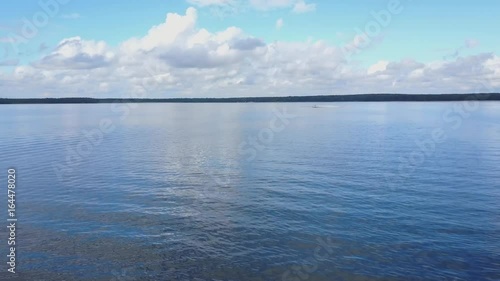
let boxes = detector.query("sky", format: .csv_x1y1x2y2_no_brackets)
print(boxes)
0,0,499,98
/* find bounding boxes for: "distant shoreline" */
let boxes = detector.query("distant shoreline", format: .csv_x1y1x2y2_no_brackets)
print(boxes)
1,93,500,104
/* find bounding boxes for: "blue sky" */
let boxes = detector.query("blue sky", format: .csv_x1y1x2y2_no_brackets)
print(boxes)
0,0,499,97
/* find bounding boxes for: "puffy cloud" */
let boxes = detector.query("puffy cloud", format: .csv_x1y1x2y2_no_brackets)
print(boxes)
119,9,264,70
368,61,389,75
438,53,493,78
292,1,316,13
120,8,198,53
484,55,500,87
34,37,114,69
230,37,265,50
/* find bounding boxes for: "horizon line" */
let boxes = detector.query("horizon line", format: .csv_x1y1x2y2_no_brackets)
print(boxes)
1,93,500,104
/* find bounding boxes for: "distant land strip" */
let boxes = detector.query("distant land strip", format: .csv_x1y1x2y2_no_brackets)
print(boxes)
1,93,500,104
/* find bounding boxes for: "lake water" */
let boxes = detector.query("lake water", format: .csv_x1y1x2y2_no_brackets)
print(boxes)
0,102,499,281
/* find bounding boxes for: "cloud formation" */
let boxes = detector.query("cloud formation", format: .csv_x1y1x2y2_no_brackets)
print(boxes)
292,1,316,13
187,0,234,7
189,0,317,13
0,7,499,98
34,37,114,69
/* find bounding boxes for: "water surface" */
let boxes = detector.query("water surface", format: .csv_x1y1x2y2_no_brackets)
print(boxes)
1,102,499,280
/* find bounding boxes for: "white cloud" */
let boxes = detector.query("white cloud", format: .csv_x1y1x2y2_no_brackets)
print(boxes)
34,36,114,69
98,82,110,92
121,7,198,53
0,7,498,98
485,55,500,86
367,60,389,75
186,0,316,13
276,18,284,30
187,0,234,7
292,1,316,13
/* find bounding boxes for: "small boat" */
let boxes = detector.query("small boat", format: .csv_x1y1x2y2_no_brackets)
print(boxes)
312,105,319,108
